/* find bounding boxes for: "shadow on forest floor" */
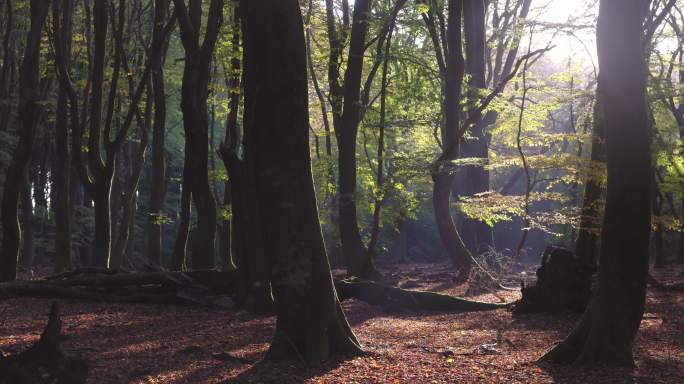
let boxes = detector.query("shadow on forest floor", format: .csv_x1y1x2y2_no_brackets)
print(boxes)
225,357,351,384
1,263,682,383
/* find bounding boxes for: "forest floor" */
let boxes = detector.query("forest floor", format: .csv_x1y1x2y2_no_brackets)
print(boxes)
1,263,683,383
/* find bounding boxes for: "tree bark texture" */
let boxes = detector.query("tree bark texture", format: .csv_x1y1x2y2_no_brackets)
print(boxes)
0,0,49,282
541,0,652,366
242,0,363,360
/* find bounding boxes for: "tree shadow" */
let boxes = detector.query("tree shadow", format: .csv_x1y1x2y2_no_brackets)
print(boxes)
224,355,350,384
509,312,580,331
537,360,640,384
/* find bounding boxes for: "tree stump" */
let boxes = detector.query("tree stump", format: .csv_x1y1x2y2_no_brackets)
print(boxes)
0,302,87,384
513,246,594,314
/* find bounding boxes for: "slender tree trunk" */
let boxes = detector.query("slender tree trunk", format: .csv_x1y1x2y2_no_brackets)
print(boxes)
54,85,72,272
91,177,113,268
311,0,341,265
170,161,191,271
242,0,363,360
218,5,241,271
52,0,74,273
112,92,151,269
60,0,156,269
19,180,34,269
0,0,49,282
86,0,113,268
678,50,684,264
680,199,684,263
367,17,395,260
652,171,665,268
145,0,170,267
575,92,607,268
171,0,223,270
338,0,378,279
460,0,492,256
432,0,472,281
322,0,350,267
541,0,651,365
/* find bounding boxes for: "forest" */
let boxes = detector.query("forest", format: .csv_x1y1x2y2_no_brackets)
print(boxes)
0,0,683,382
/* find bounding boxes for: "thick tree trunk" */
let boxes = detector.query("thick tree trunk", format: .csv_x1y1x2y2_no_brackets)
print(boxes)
541,0,651,366
222,152,272,313
0,0,49,282
242,0,363,360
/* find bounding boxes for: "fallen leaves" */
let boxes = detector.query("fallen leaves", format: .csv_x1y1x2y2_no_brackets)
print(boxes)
1,263,682,383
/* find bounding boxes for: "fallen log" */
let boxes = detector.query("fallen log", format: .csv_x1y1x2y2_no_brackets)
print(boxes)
1,270,509,312
0,302,87,384
335,279,511,312
0,270,238,307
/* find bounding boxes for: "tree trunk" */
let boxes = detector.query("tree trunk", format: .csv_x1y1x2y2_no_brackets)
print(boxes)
337,0,379,279
541,0,651,366
91,177,113,268
112,107,150,269
0,0,49,282
679,201,684,263
171,0,223,270
575,91,606,268
52,0,74,273
432,0,472,281
217,5,241,272
242,0,363,360
54,84,72,273
0,0,14,135
460,0,492,256
170,163,191,271
652,172,665,268
85,0,113,268
19,180,34,269
366,5,397,262
145,0,170,268
226,155,272,313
